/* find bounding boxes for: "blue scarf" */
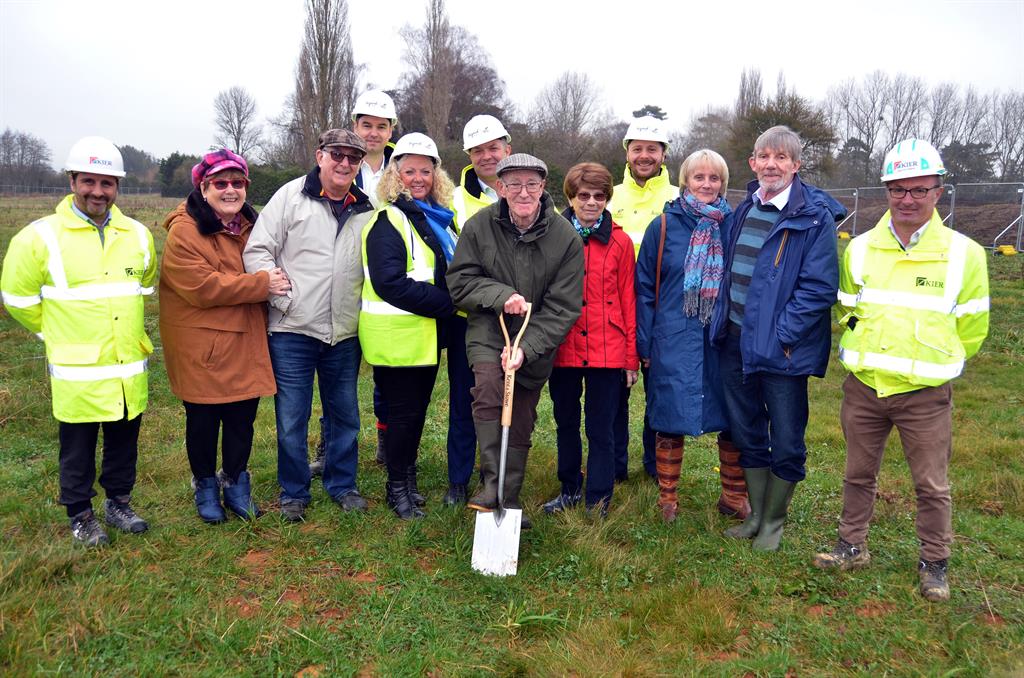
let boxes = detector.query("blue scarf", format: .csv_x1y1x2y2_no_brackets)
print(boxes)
680,192,730,325
571,212,603,239
415,199,458,263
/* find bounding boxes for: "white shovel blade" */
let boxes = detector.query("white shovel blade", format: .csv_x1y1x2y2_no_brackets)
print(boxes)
471,509,522,576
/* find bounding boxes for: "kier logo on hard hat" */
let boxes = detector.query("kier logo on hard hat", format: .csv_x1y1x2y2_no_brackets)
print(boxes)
893,160,920,171
89,156,114,167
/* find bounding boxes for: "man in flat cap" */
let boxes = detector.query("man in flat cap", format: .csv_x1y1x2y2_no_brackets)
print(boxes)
244,129,375,522
447,153,584,528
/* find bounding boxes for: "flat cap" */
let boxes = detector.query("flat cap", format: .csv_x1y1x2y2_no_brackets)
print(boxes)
496,153,547,179
318,128,367,153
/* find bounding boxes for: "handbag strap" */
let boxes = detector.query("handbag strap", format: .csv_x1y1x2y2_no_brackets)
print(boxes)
654,213,667,310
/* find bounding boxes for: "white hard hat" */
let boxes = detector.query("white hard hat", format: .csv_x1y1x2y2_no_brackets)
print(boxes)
351,90,397,124
881,138,946,182
393,132,440,164
623,116,670,149
64,136,126,178
462,114,510,151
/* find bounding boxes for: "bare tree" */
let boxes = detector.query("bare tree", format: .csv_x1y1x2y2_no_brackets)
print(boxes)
530,71,610,169
735,68,763,118
400,0,457,142
0,128,54,186
267,0,362,165
926,82,961,145
882,73,926,149
948,86,990,147
214,86,262,156
989,91,1024,180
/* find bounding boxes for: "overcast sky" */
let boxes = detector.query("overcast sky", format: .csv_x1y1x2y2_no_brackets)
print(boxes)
2,0,1022,170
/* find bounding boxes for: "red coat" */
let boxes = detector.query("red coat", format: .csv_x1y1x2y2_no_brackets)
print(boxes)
553,212,639,370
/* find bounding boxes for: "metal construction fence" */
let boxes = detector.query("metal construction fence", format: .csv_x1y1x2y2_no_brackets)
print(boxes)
3,181,1023,251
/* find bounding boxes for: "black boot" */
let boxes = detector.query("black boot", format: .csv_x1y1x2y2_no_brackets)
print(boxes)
385,479,425,520
406,463,426,507
467,421,500,512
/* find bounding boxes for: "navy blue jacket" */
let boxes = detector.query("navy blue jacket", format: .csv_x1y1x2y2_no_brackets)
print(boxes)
636,199,729,437
709,175,843,378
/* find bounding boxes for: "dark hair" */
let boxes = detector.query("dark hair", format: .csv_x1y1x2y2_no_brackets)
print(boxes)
563,162,614,203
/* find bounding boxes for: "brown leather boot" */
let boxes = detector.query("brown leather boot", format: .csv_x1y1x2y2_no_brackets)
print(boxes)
655,434,684,522
717,435,751,520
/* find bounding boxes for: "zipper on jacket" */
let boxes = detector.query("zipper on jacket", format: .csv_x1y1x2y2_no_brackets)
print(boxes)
774,231,789,268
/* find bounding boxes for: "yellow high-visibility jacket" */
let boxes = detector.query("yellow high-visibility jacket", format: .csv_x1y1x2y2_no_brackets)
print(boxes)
609,165,679,255
837,210,989,397
451,165,496,228
359,204,441,367
1,195,157,422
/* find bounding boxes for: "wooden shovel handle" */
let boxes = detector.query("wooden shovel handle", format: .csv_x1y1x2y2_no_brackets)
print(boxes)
498,303,532,428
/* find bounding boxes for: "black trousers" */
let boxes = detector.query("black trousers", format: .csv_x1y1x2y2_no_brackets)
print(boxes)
58,415,142,516
183,398,260,480
372,365,439,482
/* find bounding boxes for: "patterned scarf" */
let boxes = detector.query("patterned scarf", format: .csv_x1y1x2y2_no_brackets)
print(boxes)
571,211,603,239
681,191,730,325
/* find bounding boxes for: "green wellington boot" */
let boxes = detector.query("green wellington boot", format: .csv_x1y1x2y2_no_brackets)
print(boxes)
752,472,797,551
467,421,501,512
724,467,769,539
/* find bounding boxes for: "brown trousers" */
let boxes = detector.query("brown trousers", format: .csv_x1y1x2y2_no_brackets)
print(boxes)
470,362,543,449
839,374,954,561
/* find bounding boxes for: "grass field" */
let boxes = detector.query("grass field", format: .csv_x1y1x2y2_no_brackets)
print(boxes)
1,194,1022,676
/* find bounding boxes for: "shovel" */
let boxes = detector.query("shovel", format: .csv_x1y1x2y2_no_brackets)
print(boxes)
471,302,532,577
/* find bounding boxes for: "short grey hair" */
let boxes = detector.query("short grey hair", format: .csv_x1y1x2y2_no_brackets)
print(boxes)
753,125,802,163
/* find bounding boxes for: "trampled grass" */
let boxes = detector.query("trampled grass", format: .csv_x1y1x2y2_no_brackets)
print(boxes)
1,195,1022,676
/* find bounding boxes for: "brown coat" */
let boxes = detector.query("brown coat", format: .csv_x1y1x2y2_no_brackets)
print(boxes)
159,192,276,403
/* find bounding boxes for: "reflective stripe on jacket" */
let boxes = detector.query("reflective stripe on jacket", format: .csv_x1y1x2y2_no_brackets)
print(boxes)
359,203,448,366
1,195,156,422
609,166,679,254
838,210,989,397
452,165,496,228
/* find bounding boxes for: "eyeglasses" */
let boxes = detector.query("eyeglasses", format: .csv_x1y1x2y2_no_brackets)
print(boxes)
326,149,365,166
575,191,607,203
209,179,248,190
887,185,941,199
503,180,543,194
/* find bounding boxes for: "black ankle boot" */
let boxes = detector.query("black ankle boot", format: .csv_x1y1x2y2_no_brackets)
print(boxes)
386,480,425,520
406,464,426,507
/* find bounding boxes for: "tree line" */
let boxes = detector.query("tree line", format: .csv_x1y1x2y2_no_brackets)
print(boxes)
3,0,1022,201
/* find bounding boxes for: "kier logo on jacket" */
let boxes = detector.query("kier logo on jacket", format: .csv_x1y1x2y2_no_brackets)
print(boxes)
916,276,943,288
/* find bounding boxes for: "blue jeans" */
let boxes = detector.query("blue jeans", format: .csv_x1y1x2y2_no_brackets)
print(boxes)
719,331,809,482
446,316,476,486
269,333,361,504
550,367,620,507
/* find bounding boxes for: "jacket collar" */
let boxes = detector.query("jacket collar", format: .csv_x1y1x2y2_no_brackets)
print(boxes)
560,206,613,244
303,165,372,209
869,209,947,250
460,164,483,199
621,165,671,194
185,188,257,236
57,194,128,230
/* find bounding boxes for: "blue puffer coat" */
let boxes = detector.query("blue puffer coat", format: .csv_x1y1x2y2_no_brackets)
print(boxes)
636,199,729,437
709,175,844,378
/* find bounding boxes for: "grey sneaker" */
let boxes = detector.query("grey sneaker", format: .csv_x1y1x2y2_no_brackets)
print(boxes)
919,559,950,602
813,538,871,571
280,499,307,523
103,497,148,534
70,509,109,547
333,490,368,512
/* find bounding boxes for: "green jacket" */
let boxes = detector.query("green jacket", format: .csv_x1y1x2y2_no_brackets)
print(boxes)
446,193,584,389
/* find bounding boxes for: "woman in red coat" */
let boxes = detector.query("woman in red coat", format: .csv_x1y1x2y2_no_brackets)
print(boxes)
544,163,638,515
